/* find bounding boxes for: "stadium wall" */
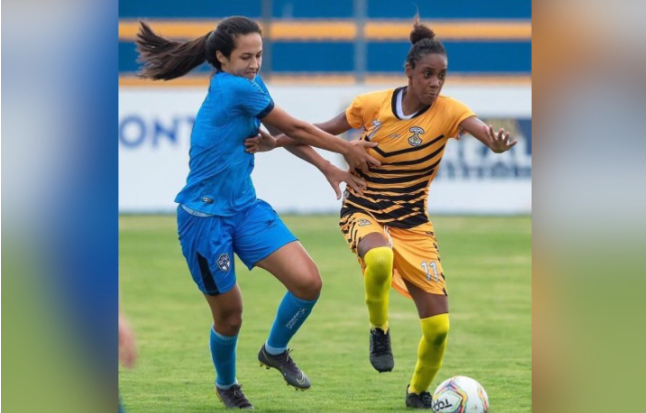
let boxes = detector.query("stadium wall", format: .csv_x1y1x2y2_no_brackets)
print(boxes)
119,83,531,215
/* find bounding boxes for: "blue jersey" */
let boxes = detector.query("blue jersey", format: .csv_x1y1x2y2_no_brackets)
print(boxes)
175,73,274,216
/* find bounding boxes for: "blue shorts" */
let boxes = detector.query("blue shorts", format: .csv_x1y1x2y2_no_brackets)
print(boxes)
177,199,297,296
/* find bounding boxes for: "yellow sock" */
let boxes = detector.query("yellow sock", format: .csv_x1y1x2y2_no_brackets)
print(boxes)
363,247,394,331
408,313,450,394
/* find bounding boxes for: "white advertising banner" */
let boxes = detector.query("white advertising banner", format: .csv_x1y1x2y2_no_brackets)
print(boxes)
119,84,531,214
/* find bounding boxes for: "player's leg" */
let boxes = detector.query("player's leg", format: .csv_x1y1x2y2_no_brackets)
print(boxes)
389,225,449,408
358,233,394,334
340,213,395,372
204,287,253,409
256,241,322,349
234,200,319,389
177,206,252,409
254,241,321,389
403,280,449,409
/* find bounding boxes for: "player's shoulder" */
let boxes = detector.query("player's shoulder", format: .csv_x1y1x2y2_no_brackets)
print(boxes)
212,72,263,93
436,94,458,104
357,88,395,101
253,74,268,88
353,88,396,109
436,94,469,109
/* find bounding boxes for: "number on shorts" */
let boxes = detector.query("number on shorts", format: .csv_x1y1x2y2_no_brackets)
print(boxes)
421,261,439,283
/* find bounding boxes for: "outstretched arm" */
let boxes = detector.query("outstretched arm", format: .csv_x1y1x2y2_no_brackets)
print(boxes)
459,116,518,153
245,111,354,151
261,106,379,171
244,112,366,197
284,143,367,199
276,111,354,148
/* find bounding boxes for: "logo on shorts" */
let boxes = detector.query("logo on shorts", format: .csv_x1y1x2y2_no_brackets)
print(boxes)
357,219,372,226
217,253,231,271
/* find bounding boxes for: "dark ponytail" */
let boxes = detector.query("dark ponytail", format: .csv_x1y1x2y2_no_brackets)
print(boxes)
406,15,446,69
135,17,262,81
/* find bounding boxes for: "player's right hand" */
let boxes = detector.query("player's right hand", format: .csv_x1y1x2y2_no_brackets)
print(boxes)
344,140,380,172
244,129,277,153
322,164,367,199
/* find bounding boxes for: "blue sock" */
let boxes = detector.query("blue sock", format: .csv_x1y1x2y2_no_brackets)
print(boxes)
209,326,238,389
265,291,318,355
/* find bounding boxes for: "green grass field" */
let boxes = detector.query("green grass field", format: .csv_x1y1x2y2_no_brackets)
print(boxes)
119,215,531,412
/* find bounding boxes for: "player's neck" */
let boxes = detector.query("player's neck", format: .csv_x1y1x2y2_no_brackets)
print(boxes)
401,87,427,116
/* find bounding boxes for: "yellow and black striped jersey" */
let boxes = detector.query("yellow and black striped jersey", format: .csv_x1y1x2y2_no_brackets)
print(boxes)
341,87,476,228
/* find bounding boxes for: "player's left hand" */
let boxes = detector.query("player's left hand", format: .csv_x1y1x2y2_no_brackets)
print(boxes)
244,129,276,153
322,163,367,199
485,125,518,153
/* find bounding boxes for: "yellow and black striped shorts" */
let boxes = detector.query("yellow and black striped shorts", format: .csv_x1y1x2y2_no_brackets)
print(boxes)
339,211,447,298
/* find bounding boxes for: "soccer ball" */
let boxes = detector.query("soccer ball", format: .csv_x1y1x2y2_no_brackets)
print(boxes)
431,376,489,413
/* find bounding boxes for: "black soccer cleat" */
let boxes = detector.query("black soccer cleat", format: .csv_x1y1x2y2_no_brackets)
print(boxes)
215,384,254,410
405,385,434,409
258,344,311,390
369,328,394,372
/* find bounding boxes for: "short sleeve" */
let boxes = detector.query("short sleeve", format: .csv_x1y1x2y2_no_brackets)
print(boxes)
345,94,369,129
227,75,275,118
445,98,476,139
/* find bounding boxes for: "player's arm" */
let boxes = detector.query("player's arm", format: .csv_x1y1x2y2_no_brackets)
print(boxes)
247,127,366,197
245,111,353,151
276,111,354,147
459,117,518,153
285,143,367,198
260,106,378,171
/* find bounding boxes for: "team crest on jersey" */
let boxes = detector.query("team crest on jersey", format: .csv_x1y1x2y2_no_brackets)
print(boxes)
408,127,424,146
357,219,372,226
366,119,383,140
217,253,231,271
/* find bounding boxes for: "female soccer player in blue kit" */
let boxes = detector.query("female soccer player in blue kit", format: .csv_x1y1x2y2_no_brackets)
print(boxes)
135,17,378,410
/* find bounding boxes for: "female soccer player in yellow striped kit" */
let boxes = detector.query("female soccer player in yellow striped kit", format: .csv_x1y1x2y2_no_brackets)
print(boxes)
246,17,517,409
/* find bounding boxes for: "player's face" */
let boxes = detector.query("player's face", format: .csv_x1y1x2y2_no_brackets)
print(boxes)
407,53,448,106
221,33,263,80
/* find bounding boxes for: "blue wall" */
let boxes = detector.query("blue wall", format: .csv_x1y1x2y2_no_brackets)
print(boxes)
120,40,531,74
119,0,531,77
119,0,262,19
119,0,531,19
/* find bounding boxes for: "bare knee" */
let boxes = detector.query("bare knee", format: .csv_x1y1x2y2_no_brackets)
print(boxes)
214,311,243,336
292,267,322,301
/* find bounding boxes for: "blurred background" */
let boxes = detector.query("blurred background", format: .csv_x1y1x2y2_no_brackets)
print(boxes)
118,0,532,215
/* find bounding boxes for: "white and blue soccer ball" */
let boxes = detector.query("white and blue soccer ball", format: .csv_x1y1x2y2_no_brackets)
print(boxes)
432,376,489,413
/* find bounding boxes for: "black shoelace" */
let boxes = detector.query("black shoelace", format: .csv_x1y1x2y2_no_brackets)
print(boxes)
419,391,433,405
275,349,299,374
226,385,252,408
373,331,391,355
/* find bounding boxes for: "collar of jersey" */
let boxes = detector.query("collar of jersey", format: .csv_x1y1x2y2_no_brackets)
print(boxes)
391,87,432,120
